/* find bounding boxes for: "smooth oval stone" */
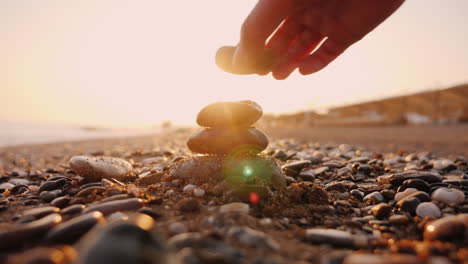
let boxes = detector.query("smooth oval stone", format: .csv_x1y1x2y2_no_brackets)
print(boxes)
416,202,441,218
432,187,465,205
215,46,277,75
397,196,421,215
220,202,250,214
424,214,468,243
197,100,262,127
371,203,392,219
40,191,57,202
395,188,419,202
343,253,422,264
75,186,107,197
0,213,62,250
378,172,442,185
82,198,144,216
304,229,354,248
46,212,105,244
363,192,385,205
398,179,431,193
69,156,133,182
22,206,60,219
168,155,285,187
50,196,71,208
78,216,164,264
187,128,268,154
61,204,86,215
389,214,409,225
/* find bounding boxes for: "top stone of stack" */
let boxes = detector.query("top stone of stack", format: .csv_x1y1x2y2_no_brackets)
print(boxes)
196,100,263,128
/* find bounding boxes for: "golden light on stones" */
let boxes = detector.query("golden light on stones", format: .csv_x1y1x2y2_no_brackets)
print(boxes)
183,100,286,198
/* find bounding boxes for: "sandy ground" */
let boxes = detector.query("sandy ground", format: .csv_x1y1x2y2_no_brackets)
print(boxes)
1,124,466,160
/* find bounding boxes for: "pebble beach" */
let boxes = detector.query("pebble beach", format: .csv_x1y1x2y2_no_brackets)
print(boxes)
0,122,467,263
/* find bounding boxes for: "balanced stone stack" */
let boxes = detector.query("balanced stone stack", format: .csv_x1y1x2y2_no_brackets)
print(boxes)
168,101,285,192
187,100,268,155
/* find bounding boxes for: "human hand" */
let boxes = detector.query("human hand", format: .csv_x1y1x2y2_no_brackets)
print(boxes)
216,0,405,79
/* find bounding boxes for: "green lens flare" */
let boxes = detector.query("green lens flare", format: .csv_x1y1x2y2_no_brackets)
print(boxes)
243,166,253,177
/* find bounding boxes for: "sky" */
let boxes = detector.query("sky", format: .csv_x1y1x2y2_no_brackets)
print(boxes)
2,0,468,127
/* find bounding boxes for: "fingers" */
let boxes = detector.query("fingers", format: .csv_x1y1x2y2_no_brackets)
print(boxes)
298,38,351,75
271,30,324,80
266,16,305,55
233,0,294,70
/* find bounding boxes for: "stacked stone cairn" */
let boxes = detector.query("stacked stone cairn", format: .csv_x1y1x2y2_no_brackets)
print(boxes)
169,100,285,198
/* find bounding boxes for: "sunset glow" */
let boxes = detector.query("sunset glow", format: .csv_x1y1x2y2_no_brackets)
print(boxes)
2,0,468,127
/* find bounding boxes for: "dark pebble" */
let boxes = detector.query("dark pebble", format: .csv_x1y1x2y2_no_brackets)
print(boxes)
38,181,58,192
304,228,354,248
137,207,163,220
398,179,431,193
363,191,385,205
82,198,144,216
75,186,107,197
0,213,62,250
22,206,60,219
371,203,392,219
50,196,71,208
350,189,364,200
79,182,102,191
397,196,421,215
61,204,86,215
282,160,311,171
424,214,467,243
78,215,165,264
40,191,57,202
46,211,104,244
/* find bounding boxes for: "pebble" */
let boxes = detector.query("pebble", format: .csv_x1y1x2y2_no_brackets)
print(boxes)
431,187,465,205
363,191,385,205
415,202,441,219
75,186,107,197
186,127,268,154
216,45,277,75
314,166,329,175
61,204,86,215
397,196,421,215
371,203,392,219
169,222,188,235
227,226,279,250
82,198,144,216
193,188,205,197
378,172,442,185
343,253,422,264
394,188,419,202
350,189,364,200
69,156,133,181
389,214,409,225
0,213,62,250
398,179,431,193
424,214,468,242
50,196,71,209
39,191,57,202
220,202,250,214
282,160,311,171
45,212,105,244
304,229,354,248
22,206,60,219
183,184,196,193
196,100,263,127
168,155,285,187
38,181,58,192
78,217,165,264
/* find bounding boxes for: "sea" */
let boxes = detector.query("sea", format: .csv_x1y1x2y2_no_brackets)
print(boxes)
0,120,160,147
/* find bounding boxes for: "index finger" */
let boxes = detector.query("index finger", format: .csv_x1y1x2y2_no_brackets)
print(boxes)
233,0,294,69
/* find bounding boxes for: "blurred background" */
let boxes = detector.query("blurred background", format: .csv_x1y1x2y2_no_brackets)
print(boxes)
2,0,468,146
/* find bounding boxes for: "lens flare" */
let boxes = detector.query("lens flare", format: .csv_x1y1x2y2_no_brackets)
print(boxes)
243,165,253,177
249,192,259,204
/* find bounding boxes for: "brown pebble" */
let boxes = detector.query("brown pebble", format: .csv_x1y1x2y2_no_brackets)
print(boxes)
196,100,263,127
177,198,200,212
0,213,62,250
81,198,144,216
75,186,107,197
50,196,71,208
45,211,105,244
187,127,268,154
22,206,60,219
371,203,393,219
389,214,409,225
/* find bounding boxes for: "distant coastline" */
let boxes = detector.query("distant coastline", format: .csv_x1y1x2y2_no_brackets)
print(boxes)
0,120,160,147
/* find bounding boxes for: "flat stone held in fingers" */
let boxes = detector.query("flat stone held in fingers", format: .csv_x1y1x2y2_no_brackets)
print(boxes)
196,100,263,128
